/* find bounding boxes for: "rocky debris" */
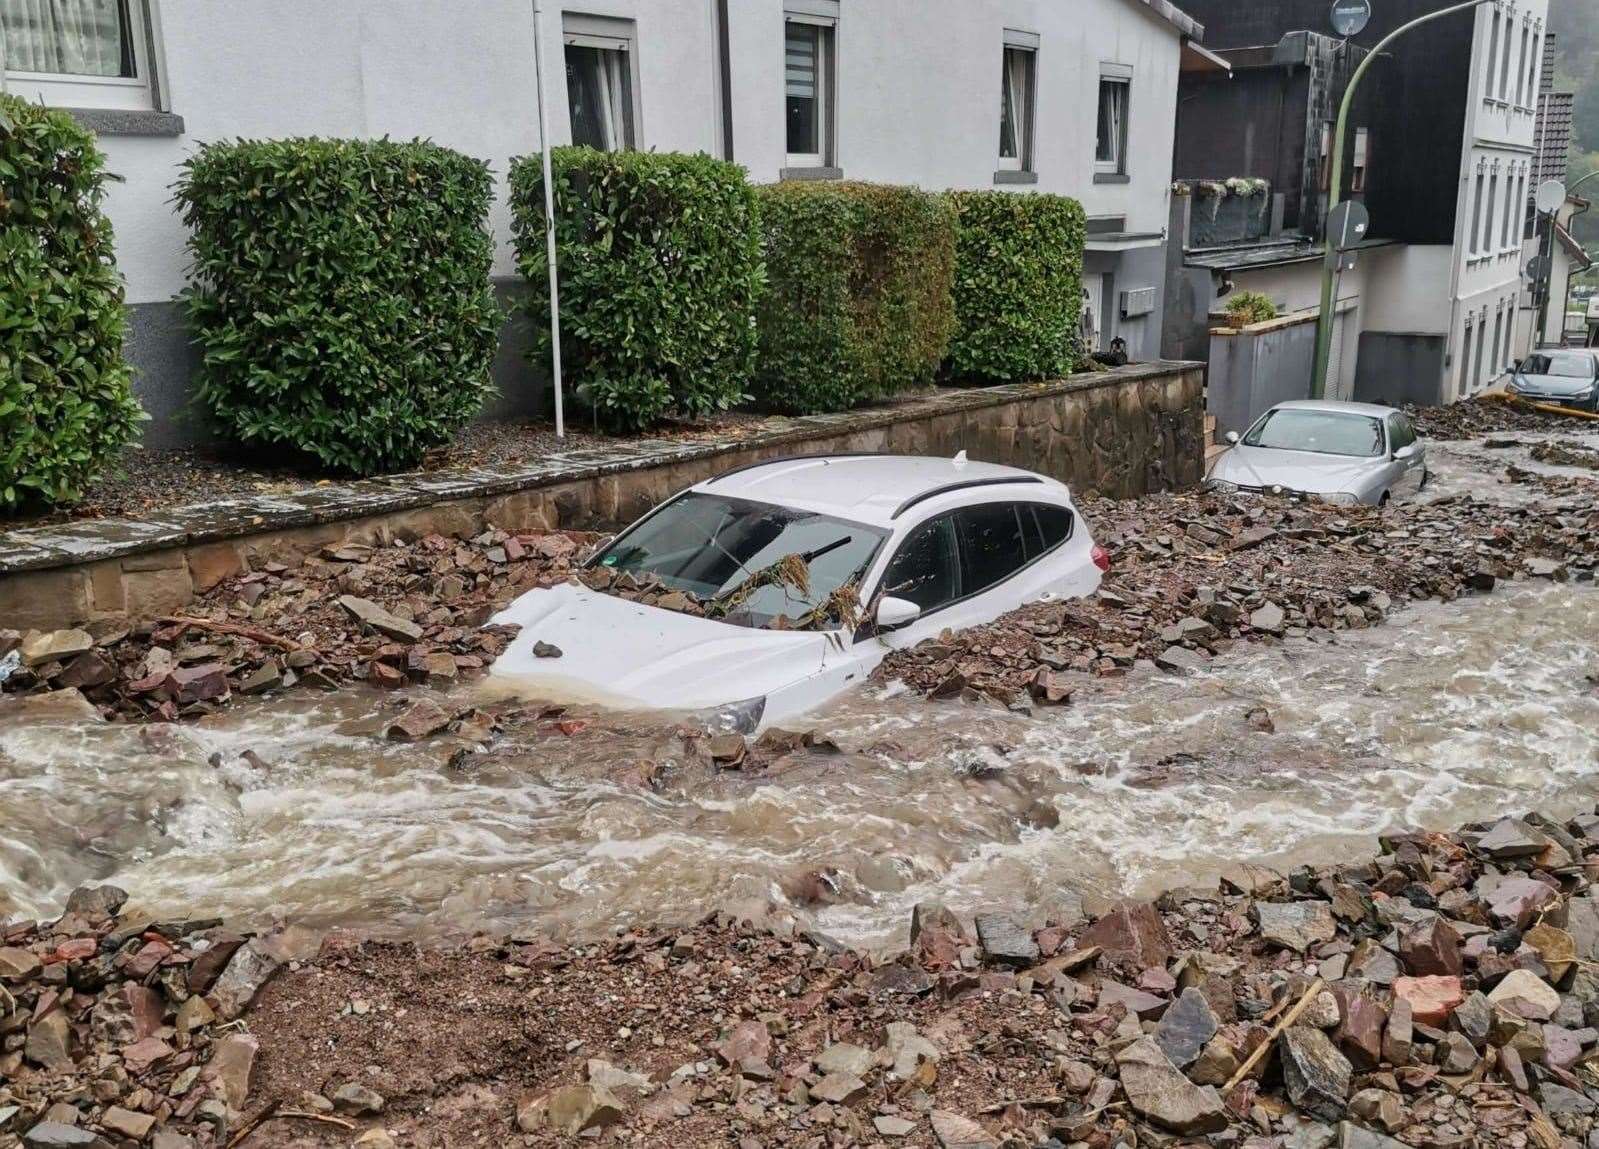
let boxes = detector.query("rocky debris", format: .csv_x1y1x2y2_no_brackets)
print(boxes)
1257,900,1338,953
0,528,601,722
52,799,1594,1148
0,889,308,1148
1530,438,1599,471
1116,1036,1228,1134
972,913,1037,967
1409,396,1584,438
876,462,1597,703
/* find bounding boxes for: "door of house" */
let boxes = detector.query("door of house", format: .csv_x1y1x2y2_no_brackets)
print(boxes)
1081,273,1111,353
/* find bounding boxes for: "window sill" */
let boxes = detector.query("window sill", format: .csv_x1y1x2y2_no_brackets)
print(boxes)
993,169,1039,185
62,107,185,136
1093,172,1131,185
779,166,844,182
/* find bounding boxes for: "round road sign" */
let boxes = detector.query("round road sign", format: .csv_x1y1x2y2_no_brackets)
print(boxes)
1331,0,1373,37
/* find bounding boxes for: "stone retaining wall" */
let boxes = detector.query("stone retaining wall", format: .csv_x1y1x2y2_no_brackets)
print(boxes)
0,362,1204,631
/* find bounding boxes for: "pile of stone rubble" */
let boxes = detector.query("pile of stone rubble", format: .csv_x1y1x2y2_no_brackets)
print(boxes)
0,886,323,1148
877,482,1595,705
27,804,1591,1147
0,528,599,723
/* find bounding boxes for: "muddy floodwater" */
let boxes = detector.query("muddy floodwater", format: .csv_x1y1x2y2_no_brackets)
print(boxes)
3,577,1595,950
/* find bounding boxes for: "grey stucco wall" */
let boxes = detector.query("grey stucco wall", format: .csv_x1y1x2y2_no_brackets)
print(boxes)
1354,333,1448,407
1206,316,1317,435
125,279,547,449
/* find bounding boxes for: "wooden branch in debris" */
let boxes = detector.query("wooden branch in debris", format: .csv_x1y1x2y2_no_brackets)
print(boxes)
226,1100,355,1148
159,616,303,652
1222,976,1325,1093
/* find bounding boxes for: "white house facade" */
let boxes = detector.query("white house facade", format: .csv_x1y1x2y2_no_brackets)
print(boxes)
1449,0,1546,398
0,0,1203,446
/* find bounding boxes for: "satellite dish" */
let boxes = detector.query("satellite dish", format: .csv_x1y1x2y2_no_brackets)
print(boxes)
1331,0,1373,37
1326,200,1371,252
1536,179,1567,215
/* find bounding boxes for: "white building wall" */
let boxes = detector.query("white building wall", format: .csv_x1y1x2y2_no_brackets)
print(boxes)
64,0,1184,313
1449,0,1546,398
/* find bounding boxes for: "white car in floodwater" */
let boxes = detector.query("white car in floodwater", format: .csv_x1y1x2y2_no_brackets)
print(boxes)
490,454,1107,731
1205,399,1428,506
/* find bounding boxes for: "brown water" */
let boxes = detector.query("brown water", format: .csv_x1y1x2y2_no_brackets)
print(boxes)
3,580,1595,951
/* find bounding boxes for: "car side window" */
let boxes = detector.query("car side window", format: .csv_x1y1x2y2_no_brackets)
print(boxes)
1387,415,1416,451
879,514,961,612
956,503,1030,596
1030,504,1074,554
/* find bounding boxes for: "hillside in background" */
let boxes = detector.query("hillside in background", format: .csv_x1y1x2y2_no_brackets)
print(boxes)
1550,0,1599,259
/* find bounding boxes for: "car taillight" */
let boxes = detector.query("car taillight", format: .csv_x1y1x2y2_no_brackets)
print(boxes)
1091,544,1111,573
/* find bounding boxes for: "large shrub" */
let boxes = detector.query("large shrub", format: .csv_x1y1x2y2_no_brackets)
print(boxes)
946,190,1086,383
509,148,762,431
175,138,499,474
0,96,142,510
754,181,956,414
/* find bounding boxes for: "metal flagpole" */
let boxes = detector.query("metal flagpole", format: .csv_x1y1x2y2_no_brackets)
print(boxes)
531,0,565,438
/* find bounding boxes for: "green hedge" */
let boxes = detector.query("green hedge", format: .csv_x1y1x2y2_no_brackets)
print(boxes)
946,190,1086,383
0,96,142,510
754,181,955,414
509,148,762,430
175,138,499,474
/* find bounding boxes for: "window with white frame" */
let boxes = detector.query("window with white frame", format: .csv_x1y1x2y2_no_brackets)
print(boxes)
564,14,639,151
1483,172,1498,254
1496,163,1509,247
784,5,836,168
1096,67,1131,175
1499,16,1514,100
1514,23,1528,106
1458,317,1475,396
1351,127,1370,193
1474,315,1488,389
0,0,156,109
1490,309,1503,384
1525,31,1541,102
998,31,1038,173
1484,10,1499,99
1470,171,1484,255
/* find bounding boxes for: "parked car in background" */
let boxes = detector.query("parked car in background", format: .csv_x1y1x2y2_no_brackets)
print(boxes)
490,454,1107,730
1506,350,1599,411
1205,400,1427,506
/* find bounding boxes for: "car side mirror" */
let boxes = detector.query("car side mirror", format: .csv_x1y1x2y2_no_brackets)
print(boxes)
1224,431,1241,445
1393,444,1419,461
875,596,922,632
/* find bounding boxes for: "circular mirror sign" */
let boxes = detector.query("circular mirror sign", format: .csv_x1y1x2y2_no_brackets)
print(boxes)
1536,179,1567,215
1331,0,1373,37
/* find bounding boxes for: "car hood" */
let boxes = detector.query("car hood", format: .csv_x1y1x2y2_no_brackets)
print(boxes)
488,581,831,711
1511,372,1596,397
1210,445,1379,494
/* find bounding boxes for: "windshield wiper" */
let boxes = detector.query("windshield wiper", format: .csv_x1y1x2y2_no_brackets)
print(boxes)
799,536,852,564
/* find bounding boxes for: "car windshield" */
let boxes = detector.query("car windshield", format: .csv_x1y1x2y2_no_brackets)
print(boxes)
1243,409,1385,458
1521,352,1595,379
590,493,887,629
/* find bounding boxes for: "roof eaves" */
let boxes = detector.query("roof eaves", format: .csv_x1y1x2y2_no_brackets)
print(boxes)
1124,0,1204,41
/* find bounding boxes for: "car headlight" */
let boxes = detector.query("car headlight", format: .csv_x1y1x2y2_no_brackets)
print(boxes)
1204,478,1239,494
1316,492,1361,506
694,695,767,735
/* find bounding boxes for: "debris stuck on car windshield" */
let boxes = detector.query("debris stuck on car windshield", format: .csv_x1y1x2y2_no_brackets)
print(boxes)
577,561,864,632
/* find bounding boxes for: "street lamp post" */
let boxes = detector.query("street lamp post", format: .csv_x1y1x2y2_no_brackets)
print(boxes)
1311,0,1497,400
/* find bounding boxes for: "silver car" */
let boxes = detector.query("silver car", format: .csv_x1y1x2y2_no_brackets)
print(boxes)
1205,400,1427,506
1505,349,1599,411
